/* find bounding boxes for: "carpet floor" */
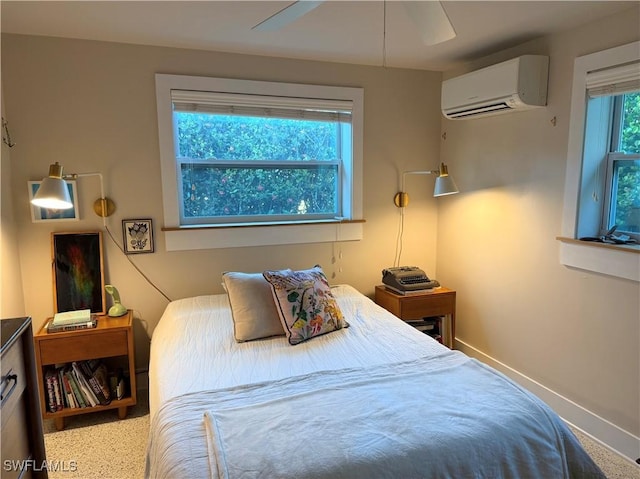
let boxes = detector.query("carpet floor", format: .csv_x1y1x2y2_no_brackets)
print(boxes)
43,392,639,479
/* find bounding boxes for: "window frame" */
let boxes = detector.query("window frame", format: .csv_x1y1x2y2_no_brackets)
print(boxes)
155,74,364,251
560,41,640,282
602,152,640,238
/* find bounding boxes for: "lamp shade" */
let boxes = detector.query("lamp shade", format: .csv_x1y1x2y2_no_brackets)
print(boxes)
31,163,73,209
433,174,459,197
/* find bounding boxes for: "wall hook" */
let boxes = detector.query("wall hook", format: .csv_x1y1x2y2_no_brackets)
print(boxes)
2,117,15,147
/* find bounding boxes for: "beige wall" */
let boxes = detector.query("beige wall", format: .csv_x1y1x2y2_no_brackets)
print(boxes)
438,5,640,440
1,34,442,369
2,4,638,451
1,90,26,318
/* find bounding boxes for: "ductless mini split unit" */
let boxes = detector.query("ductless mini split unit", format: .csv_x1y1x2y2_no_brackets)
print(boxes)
441,55,549,120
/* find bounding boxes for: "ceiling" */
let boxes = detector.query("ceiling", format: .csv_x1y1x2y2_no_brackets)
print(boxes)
1,1,635,71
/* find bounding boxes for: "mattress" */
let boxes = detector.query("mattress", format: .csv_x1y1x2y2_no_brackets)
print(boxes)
148,284,446,420
146,284,605,479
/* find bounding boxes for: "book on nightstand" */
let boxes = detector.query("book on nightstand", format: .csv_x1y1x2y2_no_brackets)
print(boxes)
52,309,92,325
46,317,97,333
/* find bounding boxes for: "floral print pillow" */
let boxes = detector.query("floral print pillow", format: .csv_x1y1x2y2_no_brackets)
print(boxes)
263,266,347,345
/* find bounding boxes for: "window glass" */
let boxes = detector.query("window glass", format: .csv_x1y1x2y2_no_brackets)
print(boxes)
620,92,640,154
607,156,640,233
175,112,347,224
603,92,640,237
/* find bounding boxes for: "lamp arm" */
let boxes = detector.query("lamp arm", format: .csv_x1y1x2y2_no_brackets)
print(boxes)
63,172,104,199
400,169,439,192
63,172,112,225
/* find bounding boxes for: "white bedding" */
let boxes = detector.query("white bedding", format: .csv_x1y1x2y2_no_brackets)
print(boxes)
146,284,604,479
149,285,446,420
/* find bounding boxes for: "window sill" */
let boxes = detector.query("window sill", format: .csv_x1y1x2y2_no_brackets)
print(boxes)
556,236,639,282
162,219,365,251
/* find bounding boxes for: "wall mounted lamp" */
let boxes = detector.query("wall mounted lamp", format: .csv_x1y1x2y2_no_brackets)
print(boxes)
31,162,116,219
394,163,459,207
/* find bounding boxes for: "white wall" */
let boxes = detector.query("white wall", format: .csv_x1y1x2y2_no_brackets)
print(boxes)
437,5,640,456
1,34,442,369
0,88,26,319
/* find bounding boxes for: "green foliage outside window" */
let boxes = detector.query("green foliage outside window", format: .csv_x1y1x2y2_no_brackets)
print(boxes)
612,93,640,233
621,92,640,154
175,113,343,219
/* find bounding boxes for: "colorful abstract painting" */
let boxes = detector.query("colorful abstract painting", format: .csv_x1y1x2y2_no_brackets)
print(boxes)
52,232,106,314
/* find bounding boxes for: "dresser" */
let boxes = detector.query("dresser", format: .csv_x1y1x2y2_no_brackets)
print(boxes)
1,317,48,478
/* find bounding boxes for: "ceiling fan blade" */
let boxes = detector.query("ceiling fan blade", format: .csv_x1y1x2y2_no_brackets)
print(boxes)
402,1,456,46
253,1,325,31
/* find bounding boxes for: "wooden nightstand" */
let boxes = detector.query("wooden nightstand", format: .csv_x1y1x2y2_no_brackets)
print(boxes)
375,285,457,348
33,311,137,430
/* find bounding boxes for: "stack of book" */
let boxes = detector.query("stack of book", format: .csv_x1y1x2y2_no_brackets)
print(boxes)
44,360,115,412
406,316,444,343
46,309,97,333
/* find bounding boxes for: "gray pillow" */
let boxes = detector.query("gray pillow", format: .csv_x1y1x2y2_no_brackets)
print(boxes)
222,271,285,342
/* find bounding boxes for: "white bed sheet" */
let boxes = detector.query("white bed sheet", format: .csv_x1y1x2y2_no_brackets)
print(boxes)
149,284,447,420
146,284,604,479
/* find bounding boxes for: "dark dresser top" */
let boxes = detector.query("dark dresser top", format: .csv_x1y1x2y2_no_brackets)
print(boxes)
1,317,31,353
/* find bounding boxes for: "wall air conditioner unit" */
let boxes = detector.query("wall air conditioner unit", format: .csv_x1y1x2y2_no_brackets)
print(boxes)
442,55,549,120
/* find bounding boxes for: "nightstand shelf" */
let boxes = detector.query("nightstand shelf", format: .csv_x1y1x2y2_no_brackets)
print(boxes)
375,285,457,348
33,310,137,431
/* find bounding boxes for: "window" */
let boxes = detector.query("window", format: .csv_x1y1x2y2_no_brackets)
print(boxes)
582,84,640,241
561,41,640,281
155,75,364,250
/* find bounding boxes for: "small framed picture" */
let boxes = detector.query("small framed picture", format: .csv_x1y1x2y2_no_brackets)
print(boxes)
28,180,79,222
122,219,154,254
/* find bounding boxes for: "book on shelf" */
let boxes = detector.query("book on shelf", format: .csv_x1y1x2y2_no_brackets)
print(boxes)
46,317,97,333
79,360,111,405
64,368,88,408
44,368,62,412
109,369,127,400
52,309,92,326
60,369,77,408
407,316,444,343
71,362,99,407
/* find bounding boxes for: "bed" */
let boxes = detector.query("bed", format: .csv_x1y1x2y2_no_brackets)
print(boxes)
145,274,605,479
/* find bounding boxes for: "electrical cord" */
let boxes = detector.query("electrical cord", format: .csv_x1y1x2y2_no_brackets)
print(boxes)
393,207,405,267
104,224,172,303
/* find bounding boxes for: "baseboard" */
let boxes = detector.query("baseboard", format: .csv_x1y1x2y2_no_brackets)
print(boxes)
455,338,640,463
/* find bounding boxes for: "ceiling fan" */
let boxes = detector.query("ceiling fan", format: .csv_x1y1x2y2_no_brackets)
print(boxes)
252,1,456,46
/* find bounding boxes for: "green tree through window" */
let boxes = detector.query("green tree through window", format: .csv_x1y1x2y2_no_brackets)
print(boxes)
175,113,344,221
609,93,640,234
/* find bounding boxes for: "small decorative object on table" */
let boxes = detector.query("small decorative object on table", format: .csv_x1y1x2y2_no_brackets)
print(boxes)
105,285,127,317
122,219,154,254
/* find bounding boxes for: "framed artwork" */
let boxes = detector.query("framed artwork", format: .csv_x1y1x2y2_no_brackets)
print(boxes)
28,180,79,222
122,219,154,254
51,231,106,315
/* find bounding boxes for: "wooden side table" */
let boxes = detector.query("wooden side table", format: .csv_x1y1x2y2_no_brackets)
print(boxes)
33,311,137,430
375,285,457,348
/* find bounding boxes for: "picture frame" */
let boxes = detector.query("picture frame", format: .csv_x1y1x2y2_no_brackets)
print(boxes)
51,231,106,315
122,219,154,254
28,180,79,222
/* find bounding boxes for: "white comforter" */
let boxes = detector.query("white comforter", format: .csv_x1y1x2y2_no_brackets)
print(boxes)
146,285,604,479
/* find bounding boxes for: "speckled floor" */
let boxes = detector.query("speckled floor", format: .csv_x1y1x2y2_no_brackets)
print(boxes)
43,393,150,479
43,392,639,479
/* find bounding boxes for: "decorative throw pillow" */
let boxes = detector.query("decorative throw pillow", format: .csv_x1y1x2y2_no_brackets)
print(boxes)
262,265,347,345
222,272,285,342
